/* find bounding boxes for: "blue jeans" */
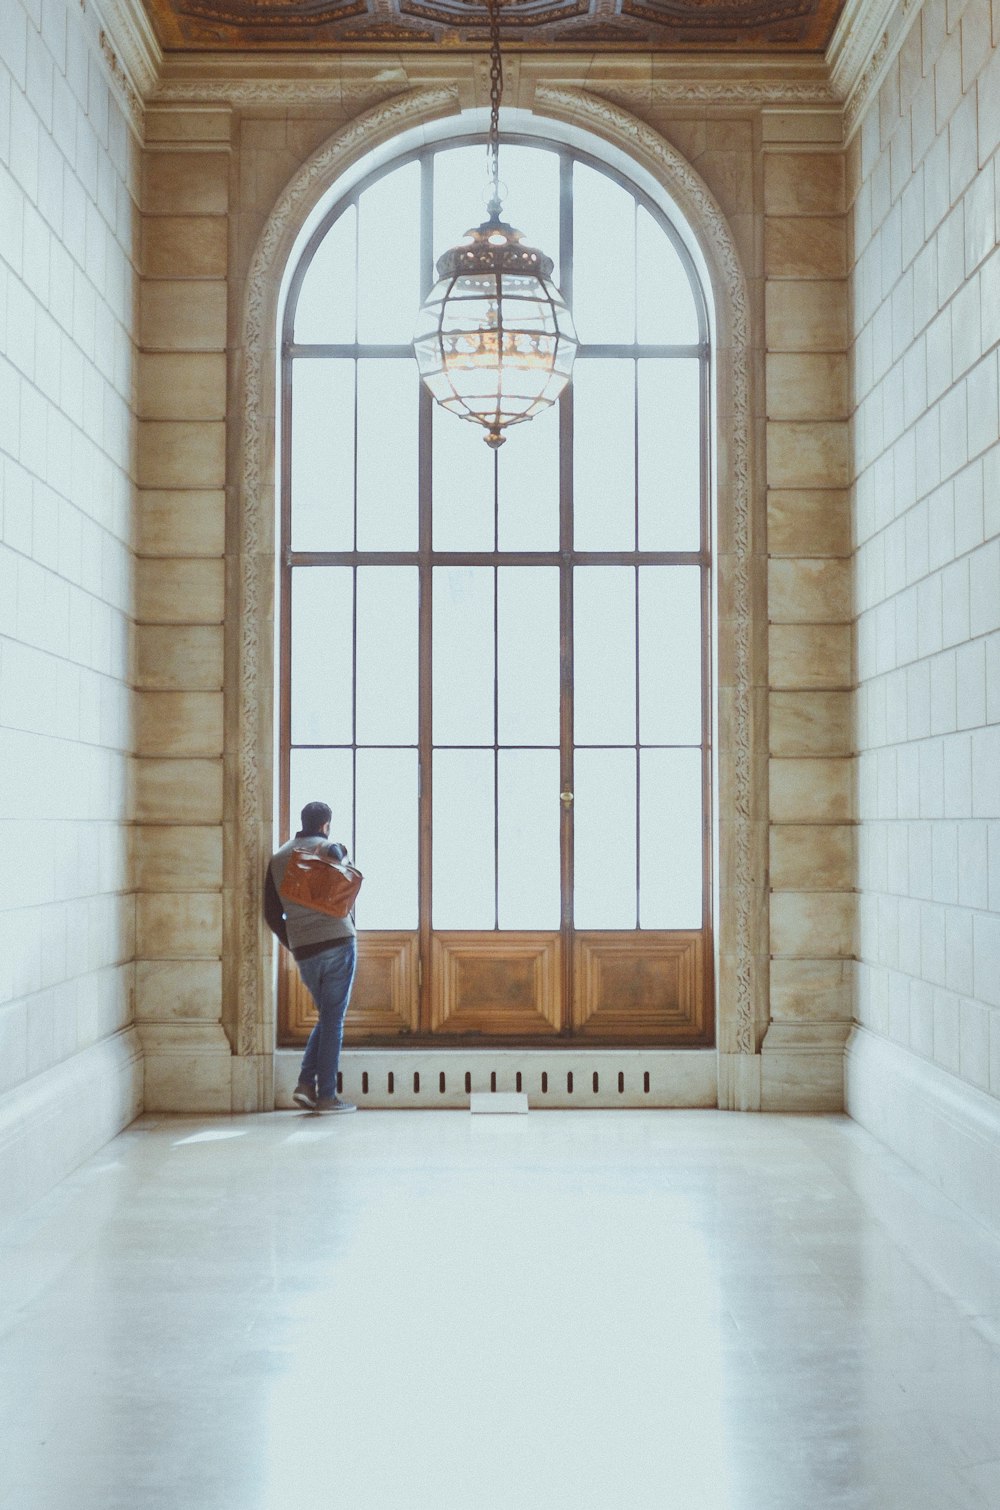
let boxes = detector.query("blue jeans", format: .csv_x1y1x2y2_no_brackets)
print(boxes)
296,941,357,1100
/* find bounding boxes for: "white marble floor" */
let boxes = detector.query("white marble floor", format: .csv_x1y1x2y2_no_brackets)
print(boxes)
2,1110,1000,1510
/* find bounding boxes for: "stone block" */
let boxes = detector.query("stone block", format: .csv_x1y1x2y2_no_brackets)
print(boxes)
136,558,225,624
768,489,852,555
766,355,849,420
131,758,223,824
768,559,853,622
137,421,226,490
764,217,847,278
136,892,223,959
136,959,223,1020
769,623,853,688
134,826,224,891
137,491,226,558
142,152,230,215
767,421,850,488
136,625,224,691
765,280,848,351
769,757,854,821
770,824,856,889
138,353,227,421
140,282,227,351
141,215,228,279
769,957,853,1020
770,891,856,957
136,692,224,757
763,152,845,213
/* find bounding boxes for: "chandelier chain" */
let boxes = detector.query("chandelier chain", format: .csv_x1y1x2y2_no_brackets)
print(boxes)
486,0,503,212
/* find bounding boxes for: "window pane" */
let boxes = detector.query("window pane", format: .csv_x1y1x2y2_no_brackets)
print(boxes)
573,360,635,550
498,750,560,929
433,567,494,745
638,359,701,552
355,748,418,930
433,749,495,928
574,748,637,929
496,396,559,551
640,748,703,929
357,360,418,550
497,568,559,746
358,162,420,343
493,144,561,287
639,566,702,746
356,567,418,746
574,567,635,745
288,748,353,851
291,567,353,745
294,206,356,345
572,164,635,344
432,403,495,551
433,143,490,266
290,360,354,552
636,207,699,346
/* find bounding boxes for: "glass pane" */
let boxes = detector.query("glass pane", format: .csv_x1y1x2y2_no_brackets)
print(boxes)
433,144,490,267
639,567,702,746
573,360,635,551
433,567,494,745
433,749,495,929
493,144,561,287
293,206,356,345
358,162,420,343
636,207,700,345
432,402,495,550
356,360,418,550
640,748,703,929
288,748,353,852
638,360,701,552
496,396,559,551
498,750,560,929
356,567,418,746
355,749,418,930
572,163,635,344
290,360,354,552
574,748,637,929
291,567,353,745
574,567,636,745
497,568,559,746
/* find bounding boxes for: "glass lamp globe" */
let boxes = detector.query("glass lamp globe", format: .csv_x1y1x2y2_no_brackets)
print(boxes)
413,211,577,449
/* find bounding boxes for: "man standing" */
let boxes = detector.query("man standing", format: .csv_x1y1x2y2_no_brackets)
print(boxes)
265,801,357,1113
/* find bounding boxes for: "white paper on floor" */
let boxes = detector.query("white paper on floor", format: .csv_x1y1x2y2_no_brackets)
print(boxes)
469,1092,529,1114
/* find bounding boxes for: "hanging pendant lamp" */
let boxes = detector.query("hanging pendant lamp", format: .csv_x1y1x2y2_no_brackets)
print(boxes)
411,0,577,449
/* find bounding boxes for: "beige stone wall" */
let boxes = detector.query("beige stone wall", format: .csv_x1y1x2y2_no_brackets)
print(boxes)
849,0,1000,1097
136,60,857,1109
0,0,142,1204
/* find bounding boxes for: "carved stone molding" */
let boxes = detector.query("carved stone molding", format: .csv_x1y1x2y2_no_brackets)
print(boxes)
90,0,162,103
235,83,759,1100
829,0,918,133
589,78,836,106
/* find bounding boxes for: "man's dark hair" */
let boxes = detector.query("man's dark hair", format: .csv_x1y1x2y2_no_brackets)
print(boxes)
299,800,332,835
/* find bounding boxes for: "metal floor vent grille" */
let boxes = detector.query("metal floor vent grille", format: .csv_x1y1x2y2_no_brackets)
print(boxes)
276,1049,717,1109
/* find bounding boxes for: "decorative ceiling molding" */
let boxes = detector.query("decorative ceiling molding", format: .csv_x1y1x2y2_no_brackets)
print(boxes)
839,0,919,135
90,0,163,101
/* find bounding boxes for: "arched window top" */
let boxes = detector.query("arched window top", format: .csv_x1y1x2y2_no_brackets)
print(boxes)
287,137,706,353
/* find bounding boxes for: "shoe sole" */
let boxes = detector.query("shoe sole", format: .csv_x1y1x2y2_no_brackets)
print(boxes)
292,1092,316,1110
314,1105,356,1114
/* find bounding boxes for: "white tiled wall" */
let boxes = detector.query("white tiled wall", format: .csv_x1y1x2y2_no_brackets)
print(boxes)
0,0,141,1203
850,0,1000,1103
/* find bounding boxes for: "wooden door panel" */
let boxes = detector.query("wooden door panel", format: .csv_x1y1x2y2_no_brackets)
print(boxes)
572,932,710,1043
281,932,419,1045
430,932,561,1036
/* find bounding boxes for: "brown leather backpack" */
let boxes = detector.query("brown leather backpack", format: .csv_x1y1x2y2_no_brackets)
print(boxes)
279,844,363,918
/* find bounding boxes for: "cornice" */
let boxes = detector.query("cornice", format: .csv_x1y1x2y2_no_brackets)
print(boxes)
828,0,920,135
87,0,162,108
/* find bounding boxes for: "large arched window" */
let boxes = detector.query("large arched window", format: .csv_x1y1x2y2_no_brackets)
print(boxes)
279,136,712,1046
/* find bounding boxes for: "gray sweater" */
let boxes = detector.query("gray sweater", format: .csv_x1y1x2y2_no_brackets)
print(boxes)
266,835,356,954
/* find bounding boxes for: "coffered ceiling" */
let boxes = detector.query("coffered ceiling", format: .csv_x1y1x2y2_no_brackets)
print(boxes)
140,0,849,53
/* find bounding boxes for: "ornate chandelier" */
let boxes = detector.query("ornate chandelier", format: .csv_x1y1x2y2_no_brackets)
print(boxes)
411,0,577,449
